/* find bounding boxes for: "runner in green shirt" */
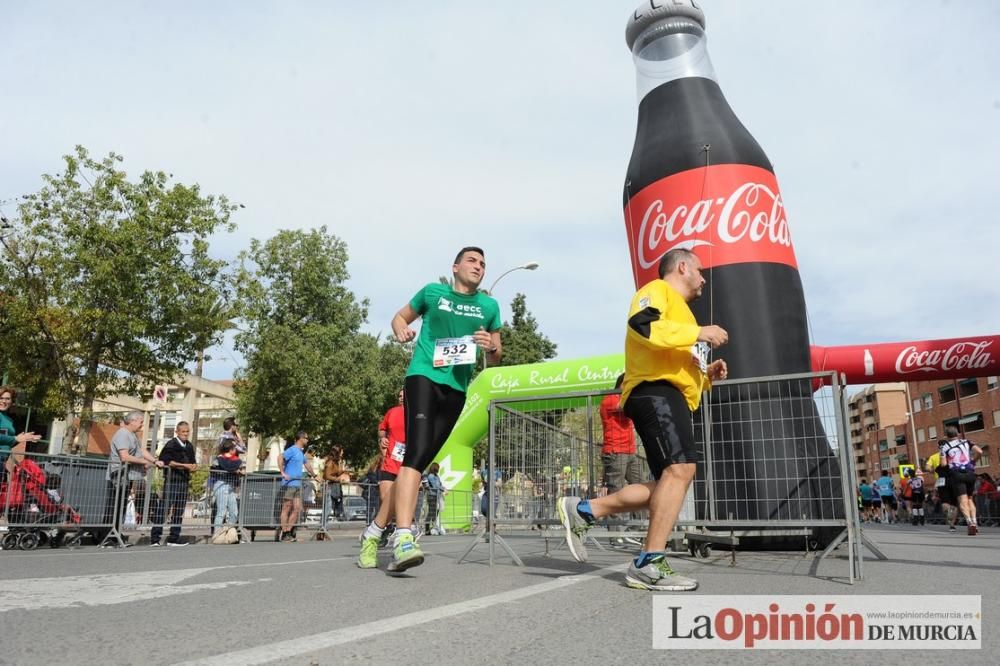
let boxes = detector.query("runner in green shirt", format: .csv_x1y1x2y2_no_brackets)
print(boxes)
384,246,502,573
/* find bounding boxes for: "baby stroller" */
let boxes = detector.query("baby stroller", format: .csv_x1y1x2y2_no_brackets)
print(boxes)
1,457,82,550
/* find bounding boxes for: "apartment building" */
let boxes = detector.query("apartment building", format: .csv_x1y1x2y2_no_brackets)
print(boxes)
847,383,907,484
907,376,998,478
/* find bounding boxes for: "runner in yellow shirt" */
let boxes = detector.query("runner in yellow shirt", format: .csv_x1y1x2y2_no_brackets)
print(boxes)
925,446,958,531
557,248,729,591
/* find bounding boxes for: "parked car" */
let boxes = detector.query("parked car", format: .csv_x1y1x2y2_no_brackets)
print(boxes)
343,496,368,521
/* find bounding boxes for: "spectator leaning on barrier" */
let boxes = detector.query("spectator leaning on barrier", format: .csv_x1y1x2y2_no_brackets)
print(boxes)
0,386,42,465
100,411,163,546
277,431,312,542
302,446,318,506
213,440,244,531
150,421,198,547
323,445,351,521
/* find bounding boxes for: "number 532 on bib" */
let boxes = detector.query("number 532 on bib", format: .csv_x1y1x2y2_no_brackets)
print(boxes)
433,335,477,367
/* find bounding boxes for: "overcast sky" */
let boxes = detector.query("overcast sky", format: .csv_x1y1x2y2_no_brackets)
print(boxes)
3,0,998,381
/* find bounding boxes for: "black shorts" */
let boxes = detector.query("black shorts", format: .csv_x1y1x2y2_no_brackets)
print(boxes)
880,495,897,509
910,491,924,505
861,499,873,508
623,381,697,479
376,469,398,483
936,480,955,506
402,374,467,472
949,470,977,498
870,495,882,506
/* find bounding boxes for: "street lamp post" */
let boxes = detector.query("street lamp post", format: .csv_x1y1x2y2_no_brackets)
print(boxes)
487,261,540,296
482,262,539,371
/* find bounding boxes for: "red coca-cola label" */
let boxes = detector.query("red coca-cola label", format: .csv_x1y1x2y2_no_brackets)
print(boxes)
812,336,1000,385
894,340,995,375
623,164,798,285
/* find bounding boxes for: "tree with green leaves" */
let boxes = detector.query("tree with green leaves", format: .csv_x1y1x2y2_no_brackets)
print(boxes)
495,292,558,367
0,146,237,450
233,227,409,468
470,292,558,463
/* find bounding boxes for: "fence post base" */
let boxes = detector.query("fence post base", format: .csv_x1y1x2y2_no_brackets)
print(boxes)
457,526,524,567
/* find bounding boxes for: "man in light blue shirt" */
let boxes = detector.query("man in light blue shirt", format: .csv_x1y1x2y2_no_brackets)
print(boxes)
875,470,897,524
277,431,311,542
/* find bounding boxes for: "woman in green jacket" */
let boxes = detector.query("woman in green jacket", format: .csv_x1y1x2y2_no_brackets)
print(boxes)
0,386,41,458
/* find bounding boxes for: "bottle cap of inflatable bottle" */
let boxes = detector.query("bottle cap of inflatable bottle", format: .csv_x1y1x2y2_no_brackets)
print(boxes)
626,0,706,51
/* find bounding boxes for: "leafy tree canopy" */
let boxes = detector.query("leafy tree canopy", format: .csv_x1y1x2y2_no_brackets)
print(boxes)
0,146,237,445
233,227,409,468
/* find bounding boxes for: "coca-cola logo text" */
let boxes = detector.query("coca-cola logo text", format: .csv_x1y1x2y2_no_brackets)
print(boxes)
624,165,798,284
894,341,994,374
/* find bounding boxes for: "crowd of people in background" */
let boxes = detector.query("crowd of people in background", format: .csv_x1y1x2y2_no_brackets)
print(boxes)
857,427,997,534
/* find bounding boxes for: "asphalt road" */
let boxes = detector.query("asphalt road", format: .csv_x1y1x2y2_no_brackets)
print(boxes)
0,524,996,665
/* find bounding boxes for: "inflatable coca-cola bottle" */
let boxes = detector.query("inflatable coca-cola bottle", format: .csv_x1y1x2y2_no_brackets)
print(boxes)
623,1,843,537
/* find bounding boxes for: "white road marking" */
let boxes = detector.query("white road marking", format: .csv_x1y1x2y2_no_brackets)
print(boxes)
0,570,265,612
0,541,473,613
0,556,355,612
178,563,627,666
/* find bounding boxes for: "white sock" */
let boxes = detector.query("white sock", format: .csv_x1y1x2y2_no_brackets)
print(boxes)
363,522,385,540
394,527,412,543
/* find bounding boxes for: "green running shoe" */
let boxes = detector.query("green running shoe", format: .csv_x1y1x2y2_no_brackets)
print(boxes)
357,536,379,569
387,532,424,573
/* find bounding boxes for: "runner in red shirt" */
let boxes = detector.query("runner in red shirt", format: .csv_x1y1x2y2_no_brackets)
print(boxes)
600,375,644,546
358,389,408,568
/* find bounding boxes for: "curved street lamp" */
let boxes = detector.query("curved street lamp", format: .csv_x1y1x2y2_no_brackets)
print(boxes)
487,261,540,295
482,261,539,371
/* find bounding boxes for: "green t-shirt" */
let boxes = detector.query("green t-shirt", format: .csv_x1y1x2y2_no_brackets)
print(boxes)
0,410,17,452
406,283,501,392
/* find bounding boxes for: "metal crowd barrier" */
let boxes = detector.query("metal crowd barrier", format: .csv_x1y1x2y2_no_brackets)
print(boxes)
1,450,115,549
0,450,338,549
320,479,475,535
465,371,866,582
1,450,479,550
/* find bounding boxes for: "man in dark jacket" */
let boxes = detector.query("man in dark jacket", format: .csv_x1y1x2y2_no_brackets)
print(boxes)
151,421,198,546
